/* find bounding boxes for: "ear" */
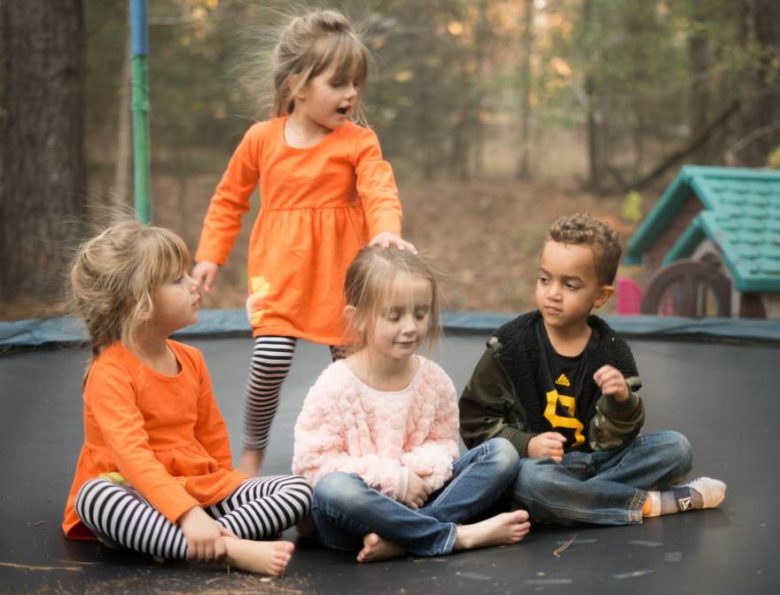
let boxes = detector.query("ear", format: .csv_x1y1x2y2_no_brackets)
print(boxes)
289,74,306,101
593,285,614,310
343,305,358,329
133,296,154,324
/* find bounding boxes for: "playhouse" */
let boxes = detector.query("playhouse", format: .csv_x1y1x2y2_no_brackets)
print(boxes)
625,165,780,319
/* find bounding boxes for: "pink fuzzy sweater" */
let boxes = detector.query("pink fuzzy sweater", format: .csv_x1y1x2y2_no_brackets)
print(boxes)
292,357,460,501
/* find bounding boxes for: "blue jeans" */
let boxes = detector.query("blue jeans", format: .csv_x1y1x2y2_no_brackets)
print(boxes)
513,430,692,525
312,437,519,556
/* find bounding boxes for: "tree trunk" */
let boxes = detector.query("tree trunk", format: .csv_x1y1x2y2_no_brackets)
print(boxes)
735,0,780,166
515,0,535,180
582,0,605,192
631,100,739,191
0,0,87,309
111,27,133,213
448,0,489,181
688,10,710,135
687,1,712,162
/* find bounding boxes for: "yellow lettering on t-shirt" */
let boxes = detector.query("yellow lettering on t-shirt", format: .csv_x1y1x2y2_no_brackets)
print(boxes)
544,389,585,447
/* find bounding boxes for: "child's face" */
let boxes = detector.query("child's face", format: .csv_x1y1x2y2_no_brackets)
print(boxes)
365,273,433,363
148,272,201,336
294,64,360,132
535,240,612,332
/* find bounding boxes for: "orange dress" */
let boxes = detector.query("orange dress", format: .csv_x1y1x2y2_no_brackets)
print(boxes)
62,341,246,540
195,117,402,345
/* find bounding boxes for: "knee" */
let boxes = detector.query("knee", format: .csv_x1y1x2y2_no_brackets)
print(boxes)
74,478,121,529
663,431,693,474
484,437,520,477
77,477,107,495
281,475,314,510
284,475,314,498
644,430,693,476
75,477,114,507
514,458,553,496
75,479,99,515
313,472,365,510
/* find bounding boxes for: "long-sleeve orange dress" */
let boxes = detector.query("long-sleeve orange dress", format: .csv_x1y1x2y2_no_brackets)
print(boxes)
63,340,246,540
195,117,402,345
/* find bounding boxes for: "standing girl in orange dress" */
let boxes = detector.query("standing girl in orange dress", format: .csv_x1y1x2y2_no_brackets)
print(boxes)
193,9,414,476
63,221,312,576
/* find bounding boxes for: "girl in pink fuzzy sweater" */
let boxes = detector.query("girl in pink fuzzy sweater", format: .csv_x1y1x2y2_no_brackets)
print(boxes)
293,246,530,562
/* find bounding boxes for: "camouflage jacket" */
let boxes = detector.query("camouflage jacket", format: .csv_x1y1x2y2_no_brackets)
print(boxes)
459,311,644,456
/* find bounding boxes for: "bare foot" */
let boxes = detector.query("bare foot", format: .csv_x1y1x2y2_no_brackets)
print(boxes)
237,449,265,476
356,533,406,563
454,510,530,551
223,538,294,576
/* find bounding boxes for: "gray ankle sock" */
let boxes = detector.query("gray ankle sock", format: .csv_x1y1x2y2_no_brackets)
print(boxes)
660,486,704,514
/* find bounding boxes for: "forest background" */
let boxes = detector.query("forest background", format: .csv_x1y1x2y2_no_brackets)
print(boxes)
1,0,778,320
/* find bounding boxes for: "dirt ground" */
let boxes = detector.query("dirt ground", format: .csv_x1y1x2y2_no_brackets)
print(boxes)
153,175,641,317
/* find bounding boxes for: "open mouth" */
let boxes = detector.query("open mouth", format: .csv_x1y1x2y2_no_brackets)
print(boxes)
336,106,350,115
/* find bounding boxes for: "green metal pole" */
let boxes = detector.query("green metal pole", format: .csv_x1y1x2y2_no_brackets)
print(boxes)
130,0,152,223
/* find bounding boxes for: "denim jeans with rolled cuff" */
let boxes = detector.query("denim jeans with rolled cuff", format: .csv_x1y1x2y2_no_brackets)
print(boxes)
513,430,693,525
312,437,519,556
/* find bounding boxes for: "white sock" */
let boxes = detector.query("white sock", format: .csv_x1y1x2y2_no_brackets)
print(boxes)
644,478,726,518
684,477,727,509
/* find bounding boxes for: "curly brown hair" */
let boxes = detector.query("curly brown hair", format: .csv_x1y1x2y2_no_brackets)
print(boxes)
547,213,622,285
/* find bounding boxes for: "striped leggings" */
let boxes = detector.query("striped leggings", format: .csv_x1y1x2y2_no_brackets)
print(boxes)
243,336,344,451
75,475,312,559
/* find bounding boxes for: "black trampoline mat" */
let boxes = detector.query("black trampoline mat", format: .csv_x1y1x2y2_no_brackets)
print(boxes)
0,334,775,594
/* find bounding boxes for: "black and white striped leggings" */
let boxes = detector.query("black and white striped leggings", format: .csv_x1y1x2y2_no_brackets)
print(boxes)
243,336,345,451
75,475,312,559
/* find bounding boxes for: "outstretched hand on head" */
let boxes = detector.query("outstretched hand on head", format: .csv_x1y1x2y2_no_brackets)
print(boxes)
369,232,417,254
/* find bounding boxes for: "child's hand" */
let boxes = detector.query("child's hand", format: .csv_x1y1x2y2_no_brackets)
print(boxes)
593,365,630,402
528,432,566,462
369,232,417,254
179,506,226,563
192,260,220,294
403,471,433,510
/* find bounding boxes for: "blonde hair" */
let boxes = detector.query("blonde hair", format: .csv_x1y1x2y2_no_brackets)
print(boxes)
69,220,190,357
344,246,441,353
547,213,622,285
272,9,370,119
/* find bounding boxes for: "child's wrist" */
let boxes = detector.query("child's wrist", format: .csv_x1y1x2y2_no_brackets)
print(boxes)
398,467,410,501
611,386,631,402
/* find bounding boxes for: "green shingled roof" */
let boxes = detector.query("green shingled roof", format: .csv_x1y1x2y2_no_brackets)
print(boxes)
625,165,780,292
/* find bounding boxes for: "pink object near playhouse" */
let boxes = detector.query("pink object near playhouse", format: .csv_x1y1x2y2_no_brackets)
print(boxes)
616,277,642,315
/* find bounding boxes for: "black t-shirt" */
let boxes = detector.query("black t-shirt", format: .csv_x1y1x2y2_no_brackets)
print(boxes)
539,327,589,449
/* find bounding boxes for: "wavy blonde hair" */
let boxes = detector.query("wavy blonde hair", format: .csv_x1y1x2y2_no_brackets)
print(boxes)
271,9,370,120
69,220,189,357
344,246,441,354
